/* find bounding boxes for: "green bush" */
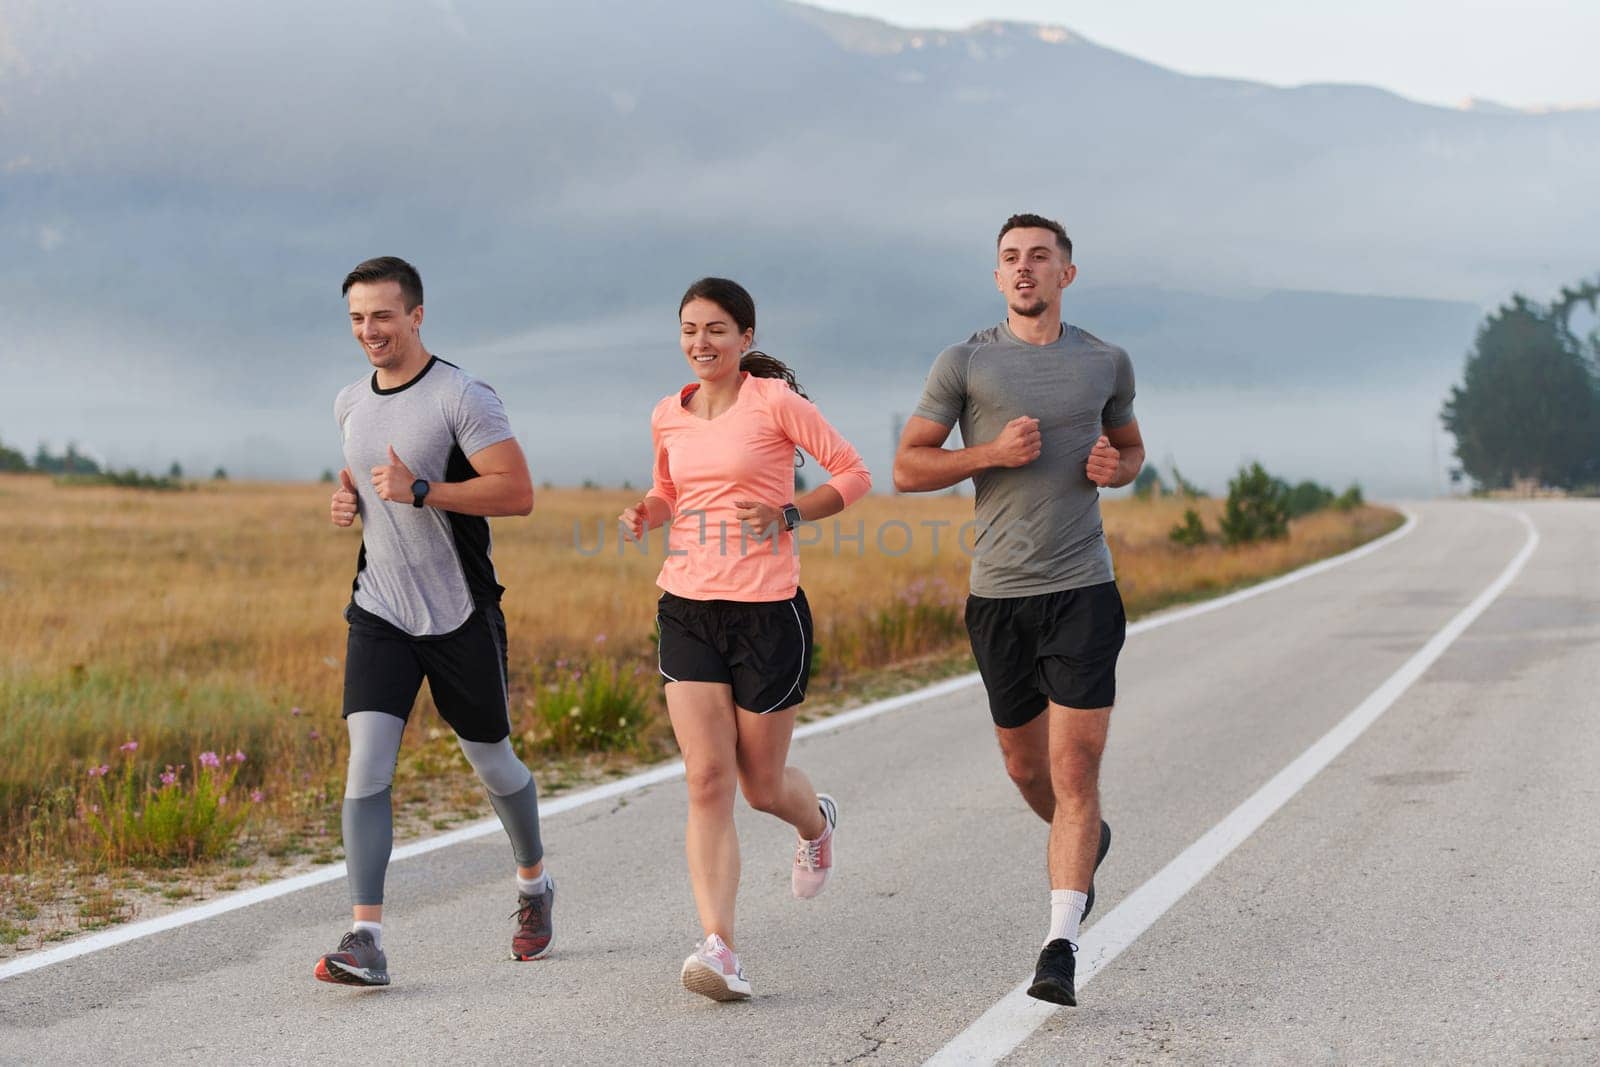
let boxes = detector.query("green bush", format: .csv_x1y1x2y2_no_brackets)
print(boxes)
523,658,654,757
1335,484,1364,511
1220,462,1290,545
85,753,248,867
1285,479,1336,518
1168,508,1208,547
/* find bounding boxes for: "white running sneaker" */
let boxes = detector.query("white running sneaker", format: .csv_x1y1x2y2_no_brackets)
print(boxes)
791,793,837,899
680,933,751,1001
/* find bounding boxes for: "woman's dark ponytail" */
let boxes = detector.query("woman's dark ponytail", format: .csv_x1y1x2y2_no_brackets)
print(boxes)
739,350,807,400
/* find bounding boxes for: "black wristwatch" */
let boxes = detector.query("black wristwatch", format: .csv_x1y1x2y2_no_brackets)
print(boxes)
411,478,430,508
781,502,802,531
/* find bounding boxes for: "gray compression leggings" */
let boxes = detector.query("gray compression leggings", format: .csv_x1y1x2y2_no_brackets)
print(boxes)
342,711,544,907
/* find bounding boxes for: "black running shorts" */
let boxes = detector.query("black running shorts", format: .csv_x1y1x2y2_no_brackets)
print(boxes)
964,581,1127,728
342,601,512,743
656,589,813,714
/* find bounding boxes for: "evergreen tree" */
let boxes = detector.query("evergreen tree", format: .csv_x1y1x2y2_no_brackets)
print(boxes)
0,435,28,472
1132,465,1163,499
1441,291,1600,489
1220,462,1289,545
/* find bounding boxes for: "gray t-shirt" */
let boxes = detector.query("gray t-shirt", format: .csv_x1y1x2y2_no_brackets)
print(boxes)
913,322,1136,598
335,356,516,636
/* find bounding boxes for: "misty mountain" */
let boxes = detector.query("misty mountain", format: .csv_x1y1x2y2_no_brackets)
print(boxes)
2,0,1588,494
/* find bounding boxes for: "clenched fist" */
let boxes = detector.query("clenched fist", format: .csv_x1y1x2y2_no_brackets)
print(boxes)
618,500,649,542
330,468,359,526
988,416,1042,469
1086,435,1121,487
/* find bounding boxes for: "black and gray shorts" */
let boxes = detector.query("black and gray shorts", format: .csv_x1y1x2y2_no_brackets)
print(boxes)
964,581,1127,728
656,589,813,714
342,601,512,743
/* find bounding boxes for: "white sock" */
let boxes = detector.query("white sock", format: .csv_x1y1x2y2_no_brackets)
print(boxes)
1046,890,1088,947
517,871,550,897
352,920,382,950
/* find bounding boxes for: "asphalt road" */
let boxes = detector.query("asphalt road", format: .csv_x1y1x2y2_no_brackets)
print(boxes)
3,500,1595,1065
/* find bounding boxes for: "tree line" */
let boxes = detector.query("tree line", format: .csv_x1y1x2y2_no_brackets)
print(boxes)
0,437,225,488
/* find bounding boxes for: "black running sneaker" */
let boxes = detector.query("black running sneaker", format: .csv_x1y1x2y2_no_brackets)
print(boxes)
512,878,556,961
1027,938,1077,1006
1084,819,1112,921
314,929,390,986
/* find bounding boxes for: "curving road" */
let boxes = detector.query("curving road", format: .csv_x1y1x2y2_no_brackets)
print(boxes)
2,500,1596,1065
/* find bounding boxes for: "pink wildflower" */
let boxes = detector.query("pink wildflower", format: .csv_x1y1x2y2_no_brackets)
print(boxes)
250,790,264,803
308,728,320,740
199,751,221,769
119,740,138,753
160,770,178,786
229,750,247,764
88,764,110,778
291,706,302,717
595,633,607,644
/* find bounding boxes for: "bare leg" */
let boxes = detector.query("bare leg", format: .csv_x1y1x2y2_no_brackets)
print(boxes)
1046,703,1112,891
666,681,742,946
734,706,827,839
994,711,1055,823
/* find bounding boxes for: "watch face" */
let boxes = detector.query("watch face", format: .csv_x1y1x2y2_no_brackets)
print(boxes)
412,479,428,497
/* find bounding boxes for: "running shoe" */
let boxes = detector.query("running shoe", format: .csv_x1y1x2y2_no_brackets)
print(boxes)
314,928,390,987
680,933,751,1001
512,877,556,961
1026,938,1077,1006
791,792,837,899
1084,819,1112,921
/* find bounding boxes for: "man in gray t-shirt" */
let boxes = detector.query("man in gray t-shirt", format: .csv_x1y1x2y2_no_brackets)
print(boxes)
893,213,1145,1007
315,256,556,987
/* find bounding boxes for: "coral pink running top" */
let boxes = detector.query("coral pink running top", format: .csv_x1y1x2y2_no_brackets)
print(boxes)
646,374,871,602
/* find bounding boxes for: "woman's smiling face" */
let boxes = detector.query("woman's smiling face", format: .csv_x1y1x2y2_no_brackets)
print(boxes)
679,297,753,383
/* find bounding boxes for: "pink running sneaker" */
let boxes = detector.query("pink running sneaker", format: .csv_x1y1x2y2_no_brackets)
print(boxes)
680,933,751,1001
791,793,837,899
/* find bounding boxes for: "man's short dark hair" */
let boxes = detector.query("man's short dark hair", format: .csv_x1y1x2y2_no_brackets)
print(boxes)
997,214,1072,261
342,257,423,310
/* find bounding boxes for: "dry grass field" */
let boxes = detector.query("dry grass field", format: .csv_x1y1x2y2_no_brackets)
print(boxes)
0,472,1397,945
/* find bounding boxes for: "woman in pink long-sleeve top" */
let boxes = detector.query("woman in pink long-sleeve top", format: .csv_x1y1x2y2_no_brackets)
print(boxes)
619,277,871,1002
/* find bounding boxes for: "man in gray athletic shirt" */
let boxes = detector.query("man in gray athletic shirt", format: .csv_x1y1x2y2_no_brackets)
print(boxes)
893,213,1145,1006
316,256,554,987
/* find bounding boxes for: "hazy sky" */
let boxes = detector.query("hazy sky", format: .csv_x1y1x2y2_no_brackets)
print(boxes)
814,0,1599,110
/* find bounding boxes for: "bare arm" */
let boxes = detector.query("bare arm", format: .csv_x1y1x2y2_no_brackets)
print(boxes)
892,414,1041,493
1086,418,1146,489
370,438,534,517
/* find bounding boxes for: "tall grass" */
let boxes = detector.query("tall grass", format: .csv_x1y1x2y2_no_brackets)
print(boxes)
0,473,1397,884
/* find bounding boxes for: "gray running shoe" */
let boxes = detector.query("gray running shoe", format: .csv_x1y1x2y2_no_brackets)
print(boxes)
512,877,556,960
315,929,390,986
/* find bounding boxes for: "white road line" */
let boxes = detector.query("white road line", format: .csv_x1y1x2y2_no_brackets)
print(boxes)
0,510,1418,984
924,509,1536,1066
